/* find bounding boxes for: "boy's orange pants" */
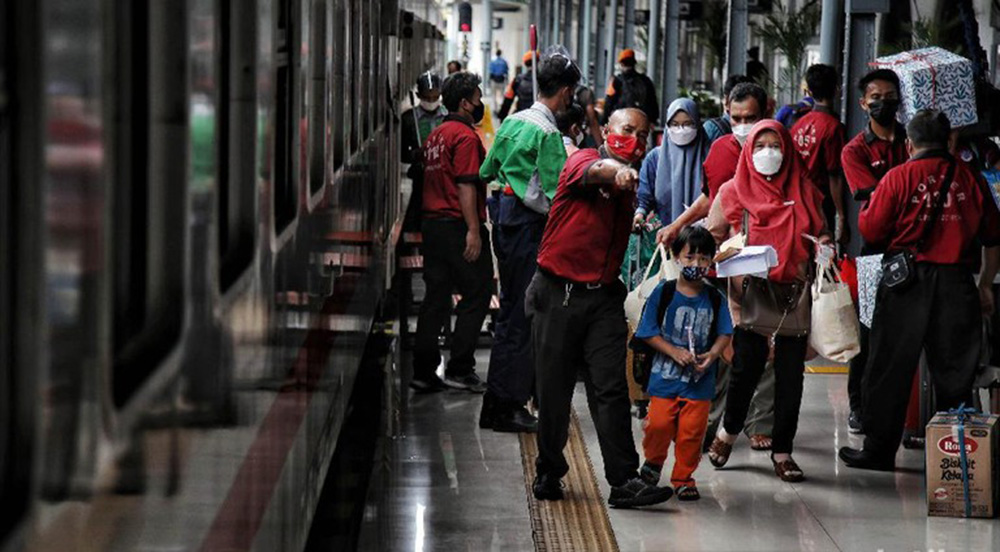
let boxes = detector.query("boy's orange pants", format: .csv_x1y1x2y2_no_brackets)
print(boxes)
642,396,711,487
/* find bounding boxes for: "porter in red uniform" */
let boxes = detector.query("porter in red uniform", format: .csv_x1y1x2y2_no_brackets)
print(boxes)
529,108,673,509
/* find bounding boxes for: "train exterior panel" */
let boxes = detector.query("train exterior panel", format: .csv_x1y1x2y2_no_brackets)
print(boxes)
0,1,442,550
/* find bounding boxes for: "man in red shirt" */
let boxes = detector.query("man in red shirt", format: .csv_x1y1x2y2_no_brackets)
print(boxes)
839,69,910,435
791,64,848,245
840,110,1000,471
527,108,673,508
657,82,768,244
411,72,494,393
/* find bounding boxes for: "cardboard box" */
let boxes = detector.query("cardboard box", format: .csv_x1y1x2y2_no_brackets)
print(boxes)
926,412,999,518
872,47,979,128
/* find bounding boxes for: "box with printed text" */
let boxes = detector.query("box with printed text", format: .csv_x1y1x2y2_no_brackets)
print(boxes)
872,47,978,128
925,412,999,518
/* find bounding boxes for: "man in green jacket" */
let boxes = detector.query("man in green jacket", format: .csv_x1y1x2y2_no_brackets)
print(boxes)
478,49,581,433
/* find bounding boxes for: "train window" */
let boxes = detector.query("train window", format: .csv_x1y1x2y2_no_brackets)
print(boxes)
329,0,345,171
306,0,325,196
219,0,256,290
273,0,296,234
109,0,186,408
359,0,369,142
348,0,359,153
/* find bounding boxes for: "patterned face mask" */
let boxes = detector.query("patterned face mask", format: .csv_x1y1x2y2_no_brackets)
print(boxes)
681,265,709,281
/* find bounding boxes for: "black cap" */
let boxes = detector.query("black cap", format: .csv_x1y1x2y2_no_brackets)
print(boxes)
417,72,442,94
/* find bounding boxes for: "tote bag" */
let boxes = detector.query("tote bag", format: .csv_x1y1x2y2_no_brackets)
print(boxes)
809,261,861,362
624,244,679,327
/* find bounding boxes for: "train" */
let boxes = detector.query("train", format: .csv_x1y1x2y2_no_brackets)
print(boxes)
1,0,444,549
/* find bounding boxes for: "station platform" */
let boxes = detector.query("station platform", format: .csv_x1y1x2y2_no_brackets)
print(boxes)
356,352,999,551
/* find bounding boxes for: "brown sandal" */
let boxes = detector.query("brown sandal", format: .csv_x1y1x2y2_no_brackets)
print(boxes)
707,437,733,468
749,434,773,451
772,456,805,482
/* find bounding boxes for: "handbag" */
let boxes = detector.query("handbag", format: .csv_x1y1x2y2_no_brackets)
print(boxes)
808,259,861,362
882,160,956,289
624,244,680,327
734,209,811,340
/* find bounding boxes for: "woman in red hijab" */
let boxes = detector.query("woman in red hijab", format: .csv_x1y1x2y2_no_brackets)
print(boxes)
704,120,831,482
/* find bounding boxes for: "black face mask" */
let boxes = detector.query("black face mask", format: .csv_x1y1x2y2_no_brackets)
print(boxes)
470,100,485,124
867,99,900,127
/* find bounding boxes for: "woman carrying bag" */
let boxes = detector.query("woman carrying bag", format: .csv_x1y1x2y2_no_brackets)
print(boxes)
623,98,710,289
704,120,831,482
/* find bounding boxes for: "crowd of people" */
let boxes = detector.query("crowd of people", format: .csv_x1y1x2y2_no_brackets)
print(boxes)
400,46,1000,509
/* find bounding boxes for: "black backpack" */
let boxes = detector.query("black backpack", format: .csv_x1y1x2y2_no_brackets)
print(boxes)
618,72,651,113
629,280,725,391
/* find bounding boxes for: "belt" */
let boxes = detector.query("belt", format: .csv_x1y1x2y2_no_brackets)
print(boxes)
539,268,605,290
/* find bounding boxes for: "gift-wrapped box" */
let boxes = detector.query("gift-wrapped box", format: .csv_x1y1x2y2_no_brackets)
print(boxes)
856,254,883,328
871,47,978,128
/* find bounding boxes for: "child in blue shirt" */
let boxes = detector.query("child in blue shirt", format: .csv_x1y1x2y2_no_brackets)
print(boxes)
634,226,733,500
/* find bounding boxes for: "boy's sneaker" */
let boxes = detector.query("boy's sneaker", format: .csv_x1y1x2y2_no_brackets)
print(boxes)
848,411,864,434
639,462,662,486
410,373,447,393
443,372,487,393
532,473,564,501
608,477,674,509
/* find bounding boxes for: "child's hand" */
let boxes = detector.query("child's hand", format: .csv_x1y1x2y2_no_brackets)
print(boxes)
667,344,696,368
695,351,719,373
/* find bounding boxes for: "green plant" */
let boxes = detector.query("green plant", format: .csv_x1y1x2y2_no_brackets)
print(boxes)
678,86,723,119
878,16,966,57
757,0,821,102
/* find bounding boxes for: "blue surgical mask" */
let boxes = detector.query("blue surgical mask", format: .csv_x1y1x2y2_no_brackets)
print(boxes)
681,265,709,281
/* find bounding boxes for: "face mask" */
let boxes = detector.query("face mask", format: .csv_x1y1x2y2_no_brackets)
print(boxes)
752,148,784,176
668,126,698,146
420,99,441,112
606,133,646,164
681,265,709,281
470,100,485,124
867,99,900,127
732,124,753,145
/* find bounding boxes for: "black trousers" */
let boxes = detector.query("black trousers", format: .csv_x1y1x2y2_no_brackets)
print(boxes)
413,219,494,378
848,324,870,415
528,271,639,487
486,219,546,404
723,328,808,454
861,264,980,456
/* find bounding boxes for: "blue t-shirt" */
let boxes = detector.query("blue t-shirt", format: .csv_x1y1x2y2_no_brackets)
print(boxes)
634,282,733,400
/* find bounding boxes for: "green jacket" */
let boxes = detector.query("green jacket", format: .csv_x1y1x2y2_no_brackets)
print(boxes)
479,102,565,208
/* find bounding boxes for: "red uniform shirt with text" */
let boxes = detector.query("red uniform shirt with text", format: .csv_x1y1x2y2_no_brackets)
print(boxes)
859,154,1000,264
537,148,635,285
790,107,845,193
422,117,487,221
841,125,908,200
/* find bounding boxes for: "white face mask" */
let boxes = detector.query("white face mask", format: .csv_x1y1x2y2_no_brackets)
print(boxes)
419,99,442,112
752,148,784,176
668,126,698,146
732,124,754,145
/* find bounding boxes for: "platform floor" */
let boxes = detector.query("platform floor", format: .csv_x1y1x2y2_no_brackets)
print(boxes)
358,351,1000,551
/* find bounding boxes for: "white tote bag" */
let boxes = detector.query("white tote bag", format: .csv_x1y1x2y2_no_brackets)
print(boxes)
809,261,861,363
624,244,679,327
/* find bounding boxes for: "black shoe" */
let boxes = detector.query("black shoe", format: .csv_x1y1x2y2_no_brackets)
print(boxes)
838,446,895,471
479,392,497,429
639,462,662,486
848,411,864,434
410,373,447,393
443,372,487,393
492,405,538,433
608,477,674,509
532,473,564,501
902,435,925,450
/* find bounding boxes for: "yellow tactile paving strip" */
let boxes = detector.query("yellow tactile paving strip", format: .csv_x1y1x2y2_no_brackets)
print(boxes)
519,410,620,552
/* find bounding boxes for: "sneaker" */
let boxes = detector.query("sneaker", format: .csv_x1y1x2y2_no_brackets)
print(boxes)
608,477,674,509
532,473,564,501
639,462,662,486
492,405,538,433
443,372,486,393
848,411,864,434
410,373,447,393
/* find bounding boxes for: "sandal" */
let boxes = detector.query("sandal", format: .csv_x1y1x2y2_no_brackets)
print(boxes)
772,456,805,483
675,485,701,501
749,434,773,451
707,437,733,468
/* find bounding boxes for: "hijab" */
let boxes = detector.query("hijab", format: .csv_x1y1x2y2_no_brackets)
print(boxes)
723,120,826,282
654,98,710,222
